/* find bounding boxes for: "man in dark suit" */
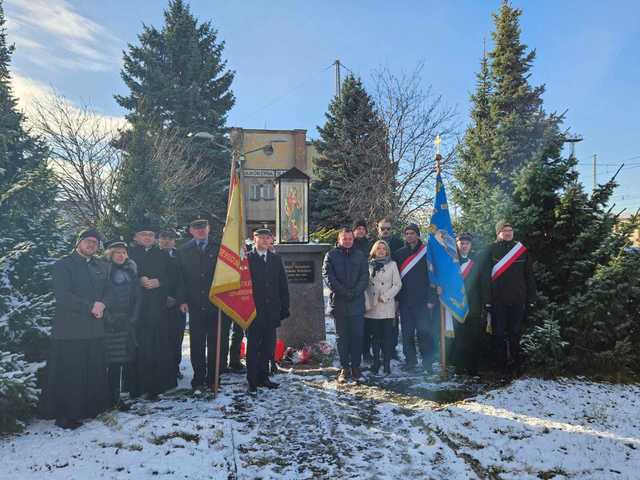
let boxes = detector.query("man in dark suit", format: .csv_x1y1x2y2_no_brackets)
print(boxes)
176,217,231,392
247,228,290,395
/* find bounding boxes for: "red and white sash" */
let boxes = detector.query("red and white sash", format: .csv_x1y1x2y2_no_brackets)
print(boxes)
460,258,474,279
399,243,426,278
491,242,527,281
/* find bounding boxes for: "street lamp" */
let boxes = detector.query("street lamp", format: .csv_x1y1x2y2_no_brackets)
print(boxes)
189,131,285,157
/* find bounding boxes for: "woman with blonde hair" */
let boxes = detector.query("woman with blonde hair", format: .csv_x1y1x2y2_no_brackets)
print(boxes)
364,240,402,374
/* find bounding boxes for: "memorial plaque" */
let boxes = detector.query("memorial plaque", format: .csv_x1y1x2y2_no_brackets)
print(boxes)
284,260,314,283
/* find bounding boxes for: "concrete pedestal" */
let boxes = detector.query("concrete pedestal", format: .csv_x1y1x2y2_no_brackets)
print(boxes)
274,243,331,348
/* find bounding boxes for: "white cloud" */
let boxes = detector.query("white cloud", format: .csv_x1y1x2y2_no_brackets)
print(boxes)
5,0,121,72
10,72,127,132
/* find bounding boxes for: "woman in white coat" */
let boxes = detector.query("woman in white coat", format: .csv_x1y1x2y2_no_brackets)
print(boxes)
364,240,402,374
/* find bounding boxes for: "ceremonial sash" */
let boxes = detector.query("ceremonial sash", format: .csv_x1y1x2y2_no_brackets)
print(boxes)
399,243,426,278
491,242,527,281
460,259,474,280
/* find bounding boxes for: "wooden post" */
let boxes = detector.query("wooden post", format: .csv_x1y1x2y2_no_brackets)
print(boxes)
440,303,447,380
213,309,222,397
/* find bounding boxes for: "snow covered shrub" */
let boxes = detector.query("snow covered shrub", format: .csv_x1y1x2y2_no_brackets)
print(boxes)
0,352,40,433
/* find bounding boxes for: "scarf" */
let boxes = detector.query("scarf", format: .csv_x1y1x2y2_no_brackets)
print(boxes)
369,256,391,278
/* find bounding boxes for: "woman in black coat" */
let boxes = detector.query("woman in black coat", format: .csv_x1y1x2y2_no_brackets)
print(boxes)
104,239,141,410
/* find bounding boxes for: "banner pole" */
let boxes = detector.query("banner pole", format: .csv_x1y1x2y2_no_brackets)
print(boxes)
440,303,447,380
213,309,222,397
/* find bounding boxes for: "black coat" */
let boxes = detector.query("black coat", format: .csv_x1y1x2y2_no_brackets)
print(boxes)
322,246,369,317
353,237,371,256
483,240,537,306
392,239,436,306
176,237,220,318
103,259,141,365
52,252,110,340
248,250,290,328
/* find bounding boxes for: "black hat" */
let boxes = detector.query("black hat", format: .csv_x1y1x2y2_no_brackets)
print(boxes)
253,228,273,236
404,223,420,236
457,232,473,242
105,236,128,250
495,220,513,235
76,228,101,245
353,219,368,231
158,229,178,239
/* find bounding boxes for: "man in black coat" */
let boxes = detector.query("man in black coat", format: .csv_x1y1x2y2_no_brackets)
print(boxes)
47,228,111,429
483,221,537,374
323,228,369,383
450,233,487,376
392,224,438,373
246,228,290,394
176,217,231,391
126,224,175,399
159,229,185,381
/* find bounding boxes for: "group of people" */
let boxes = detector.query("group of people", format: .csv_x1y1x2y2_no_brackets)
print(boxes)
46,217,290,430
322,218,536,384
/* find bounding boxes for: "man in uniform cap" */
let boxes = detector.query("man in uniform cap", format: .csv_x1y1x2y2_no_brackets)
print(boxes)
483,221,536,375
46,228,111,428
176,215,231,392
158,229,186,381
125,221,175,398
246,228,290,394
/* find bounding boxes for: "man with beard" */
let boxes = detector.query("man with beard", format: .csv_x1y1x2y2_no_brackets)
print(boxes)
484,221,537,374
126,223,175,399
47,228,110,429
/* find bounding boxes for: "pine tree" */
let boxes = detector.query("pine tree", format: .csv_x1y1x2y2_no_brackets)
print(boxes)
311,75,393,229
115,0,234,229
0,0,63,432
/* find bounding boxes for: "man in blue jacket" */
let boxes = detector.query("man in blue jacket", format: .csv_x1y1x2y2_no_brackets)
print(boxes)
323,228,369,383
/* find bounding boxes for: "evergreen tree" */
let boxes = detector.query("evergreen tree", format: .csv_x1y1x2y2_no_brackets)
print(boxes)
0,0,63,431
311,75,393,229
115,0,234,230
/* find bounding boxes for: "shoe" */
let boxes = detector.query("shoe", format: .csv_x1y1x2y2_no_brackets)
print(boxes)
258,378,279,389
352,367,363,382
229,362,246,373
55,418,82,430
248,384,258,396
383,363,391,375
337,368,350,384
116,400,131,412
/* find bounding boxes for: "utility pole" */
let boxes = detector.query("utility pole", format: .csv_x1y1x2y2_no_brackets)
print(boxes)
334,59,341,99
593,153,597,190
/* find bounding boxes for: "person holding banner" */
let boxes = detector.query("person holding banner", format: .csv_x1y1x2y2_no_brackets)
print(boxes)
485,221,537,374
450,233,486,376
393,224,438,373
176,216,231,392
246,228,290,395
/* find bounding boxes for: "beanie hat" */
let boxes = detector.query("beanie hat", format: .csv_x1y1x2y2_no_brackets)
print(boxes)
405,223,420,236
76,228,101,245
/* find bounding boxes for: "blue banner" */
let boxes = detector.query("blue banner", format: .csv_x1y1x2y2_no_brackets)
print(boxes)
426,174,469,323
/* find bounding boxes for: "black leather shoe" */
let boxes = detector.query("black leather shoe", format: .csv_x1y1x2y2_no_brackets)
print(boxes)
258,378,279,389
248,384,258,396
55,418,82,430
229,362,246,373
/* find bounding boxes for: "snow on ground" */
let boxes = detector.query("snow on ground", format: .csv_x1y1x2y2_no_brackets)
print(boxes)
1,334,639,479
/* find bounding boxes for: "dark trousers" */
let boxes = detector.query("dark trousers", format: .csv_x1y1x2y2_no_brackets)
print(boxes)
399,303,438,366
367,317,394,368
362,320,374,360
491,303,525,370
190,309,230,388
228,321,244,366
168,306,186,376
107,364,122,407
246,321,276,387
451,315,482,374
335,314,364,369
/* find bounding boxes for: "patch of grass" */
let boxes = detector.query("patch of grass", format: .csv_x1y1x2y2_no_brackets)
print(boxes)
149,431,200,445
537,467,569,479
98,441,143,452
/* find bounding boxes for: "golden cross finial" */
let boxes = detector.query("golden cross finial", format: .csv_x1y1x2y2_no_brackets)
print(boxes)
435,134,441,155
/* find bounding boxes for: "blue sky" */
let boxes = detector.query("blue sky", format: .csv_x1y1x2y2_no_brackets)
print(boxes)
6,0,640,211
